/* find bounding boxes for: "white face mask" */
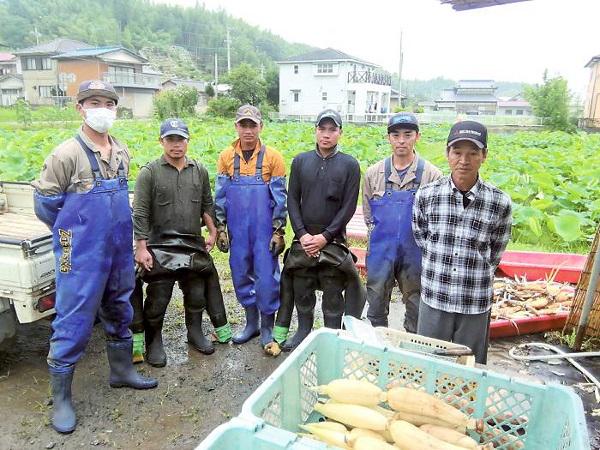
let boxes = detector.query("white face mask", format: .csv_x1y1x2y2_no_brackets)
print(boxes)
84,107,117,133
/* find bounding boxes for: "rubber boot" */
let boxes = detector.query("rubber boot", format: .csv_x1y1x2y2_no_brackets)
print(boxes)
132,332,145,364
281,311,314,352
49,366,76,434
107,338,158,389
259,312,275,348
232,305,260,344
145,324,166,367
186,310,215,355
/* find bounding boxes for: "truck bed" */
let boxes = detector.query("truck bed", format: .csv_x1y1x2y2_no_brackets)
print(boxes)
0,212,51,243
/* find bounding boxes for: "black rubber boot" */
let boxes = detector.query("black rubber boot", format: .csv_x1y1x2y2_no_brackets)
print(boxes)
143,280,173,367
281,311,314,352
232,305,260,344
259,312,275,347
186,309,215,355
107,338,158,389
49,366,76,434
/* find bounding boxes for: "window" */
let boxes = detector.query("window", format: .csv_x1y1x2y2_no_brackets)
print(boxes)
317,63,334,74
38,85,56,97
22,56,52,70
516,109,524,115
293,64,299,74
505,109,512,115
292,90,300,102
322,92,327,101
109,65,135,84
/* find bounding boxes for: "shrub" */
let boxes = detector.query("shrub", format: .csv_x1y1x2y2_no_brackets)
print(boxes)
206,96,239,118
153,86,199,120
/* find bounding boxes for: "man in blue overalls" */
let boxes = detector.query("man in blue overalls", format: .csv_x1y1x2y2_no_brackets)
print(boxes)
214,105,287,351
32,80,157,434
362,113,442,332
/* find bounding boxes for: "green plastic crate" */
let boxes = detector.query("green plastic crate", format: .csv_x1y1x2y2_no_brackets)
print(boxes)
241,329,590,450
196,417,328,449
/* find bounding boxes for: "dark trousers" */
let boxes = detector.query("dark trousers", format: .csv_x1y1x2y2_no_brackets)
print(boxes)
417,301,491,364
293,266,346,329
366,263,420,332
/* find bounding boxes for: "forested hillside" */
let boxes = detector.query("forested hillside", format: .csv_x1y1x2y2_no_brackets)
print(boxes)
0,0,313,78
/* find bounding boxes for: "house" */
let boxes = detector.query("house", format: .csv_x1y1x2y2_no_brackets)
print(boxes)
277,48,392,118
583,54,600,129
13,38,92,106
52,46,161,117
389,88,408,112
497,94,532,116
0,74,24,106
0,53,17,75
435,80,498,115
161,78,209,112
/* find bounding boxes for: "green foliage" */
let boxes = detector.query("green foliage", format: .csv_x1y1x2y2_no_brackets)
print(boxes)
524,71,574,132
264,67,279,107
206,97,239,118
1,119,598,252
224,63,267,106
14,99,32,127
153,86,198,120
205,84,215,98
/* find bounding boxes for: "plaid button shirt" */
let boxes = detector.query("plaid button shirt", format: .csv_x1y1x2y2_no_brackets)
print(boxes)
412,175,512,314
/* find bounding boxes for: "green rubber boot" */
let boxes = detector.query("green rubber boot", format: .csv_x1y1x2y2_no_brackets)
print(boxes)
132,332,145,364
214,323,233,343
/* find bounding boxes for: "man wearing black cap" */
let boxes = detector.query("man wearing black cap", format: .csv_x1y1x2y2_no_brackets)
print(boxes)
133,119,232,367
412,120,512,364
32,80,157,434
363,113,442,332
271,109,365,352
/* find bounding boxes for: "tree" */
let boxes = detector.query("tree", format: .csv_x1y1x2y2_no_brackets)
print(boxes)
153,86,198,120
524,71,574,132
264,67,279,107
224,63,267,106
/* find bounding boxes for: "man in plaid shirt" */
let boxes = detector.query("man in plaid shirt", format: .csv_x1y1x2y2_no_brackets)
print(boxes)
412,121,512,364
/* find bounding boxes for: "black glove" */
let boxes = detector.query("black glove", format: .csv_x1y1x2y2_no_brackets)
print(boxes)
269,229,286,257
216,224,229,253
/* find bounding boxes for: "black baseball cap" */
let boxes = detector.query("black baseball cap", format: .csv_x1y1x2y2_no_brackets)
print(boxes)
316,109,342,128
387,112,419,133
447,120,487,149
160,118,190,139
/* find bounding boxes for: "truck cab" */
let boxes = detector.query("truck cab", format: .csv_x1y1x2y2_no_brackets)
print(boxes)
0,182,56,347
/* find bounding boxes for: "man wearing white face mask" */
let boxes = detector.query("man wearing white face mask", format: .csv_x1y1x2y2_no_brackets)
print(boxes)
32,80,157,434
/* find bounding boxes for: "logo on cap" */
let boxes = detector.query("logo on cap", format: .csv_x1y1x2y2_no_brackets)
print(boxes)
88,80,106,90
170,120,180,128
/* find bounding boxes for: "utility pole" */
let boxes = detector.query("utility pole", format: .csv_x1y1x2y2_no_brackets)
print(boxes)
214,52,218,98
226,28,231,73
398,30,403,108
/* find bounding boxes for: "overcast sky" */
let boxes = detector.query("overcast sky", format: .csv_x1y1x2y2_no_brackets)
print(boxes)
161,0,598,97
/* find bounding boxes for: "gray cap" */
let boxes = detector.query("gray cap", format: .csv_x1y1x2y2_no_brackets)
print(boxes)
387,112,419,133
76,80,119,104
315,109,342,128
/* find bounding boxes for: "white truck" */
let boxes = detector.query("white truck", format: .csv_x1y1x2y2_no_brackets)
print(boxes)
0,182,56,347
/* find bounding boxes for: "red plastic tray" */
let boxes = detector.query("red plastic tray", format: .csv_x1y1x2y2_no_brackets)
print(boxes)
489,312,569,339
497,250,586,284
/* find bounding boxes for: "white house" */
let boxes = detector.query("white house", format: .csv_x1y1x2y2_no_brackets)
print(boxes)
277,48,391,118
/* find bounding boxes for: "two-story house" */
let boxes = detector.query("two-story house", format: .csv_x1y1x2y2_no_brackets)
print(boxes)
436,80,499,115
277,48,391,118
13,38,92,106
583,54,600,129
53,46,161,117
0,52,23,106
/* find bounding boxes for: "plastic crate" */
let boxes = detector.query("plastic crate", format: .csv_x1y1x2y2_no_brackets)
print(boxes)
196,418,327,450
241,329,589,450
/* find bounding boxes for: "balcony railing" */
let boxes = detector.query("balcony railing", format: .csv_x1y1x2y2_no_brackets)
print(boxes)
347,71,391,86
102,72,161,89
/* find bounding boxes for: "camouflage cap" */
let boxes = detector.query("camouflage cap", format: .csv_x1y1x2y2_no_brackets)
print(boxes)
76,80,119,104
235,104,262,124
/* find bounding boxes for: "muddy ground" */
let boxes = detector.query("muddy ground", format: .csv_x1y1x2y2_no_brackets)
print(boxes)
1,263,599,450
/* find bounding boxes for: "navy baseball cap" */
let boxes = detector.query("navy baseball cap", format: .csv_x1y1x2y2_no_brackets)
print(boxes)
316,109,342,128
77,80,119,104
387,112,419,133
447,121,487,149
160,118,190,139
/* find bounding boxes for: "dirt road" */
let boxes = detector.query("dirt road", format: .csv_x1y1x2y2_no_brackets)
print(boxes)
1,269,598,449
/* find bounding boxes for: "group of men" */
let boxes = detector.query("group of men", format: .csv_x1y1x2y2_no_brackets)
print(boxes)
32,80,512,434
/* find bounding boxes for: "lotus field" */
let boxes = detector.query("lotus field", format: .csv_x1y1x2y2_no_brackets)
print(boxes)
0,119,598,252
